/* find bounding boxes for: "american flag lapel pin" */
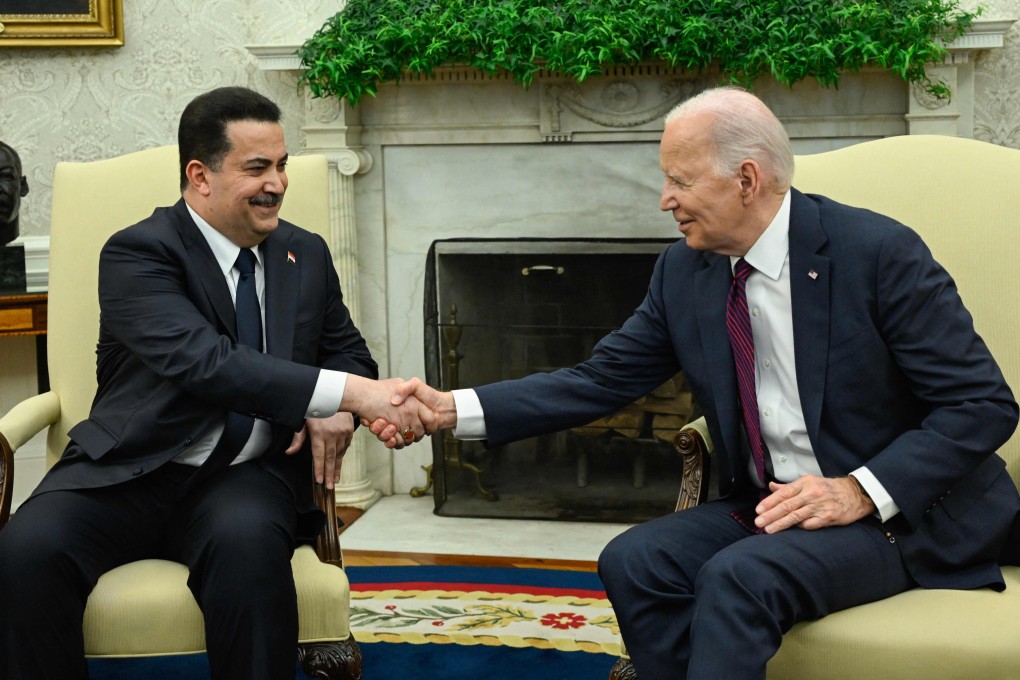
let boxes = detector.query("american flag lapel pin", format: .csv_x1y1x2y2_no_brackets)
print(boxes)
287,251,296,265
808,270,818,280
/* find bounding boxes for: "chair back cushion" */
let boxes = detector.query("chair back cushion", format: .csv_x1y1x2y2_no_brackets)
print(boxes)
794,135,1020,485
46,145,329,466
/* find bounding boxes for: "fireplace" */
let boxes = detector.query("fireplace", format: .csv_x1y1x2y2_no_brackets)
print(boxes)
249,26,1013,509
419,238,700,522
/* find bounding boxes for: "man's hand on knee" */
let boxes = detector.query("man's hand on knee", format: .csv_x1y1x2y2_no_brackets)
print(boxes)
754,475,876,533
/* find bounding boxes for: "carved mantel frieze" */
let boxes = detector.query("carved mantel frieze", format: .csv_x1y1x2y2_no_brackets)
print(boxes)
540,72,712,142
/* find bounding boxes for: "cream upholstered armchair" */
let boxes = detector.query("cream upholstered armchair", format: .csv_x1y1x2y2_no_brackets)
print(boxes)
0,145,361,679
611,135,1020,680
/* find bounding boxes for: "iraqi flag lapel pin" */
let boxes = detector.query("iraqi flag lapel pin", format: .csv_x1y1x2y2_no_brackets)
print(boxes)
287,251,297,265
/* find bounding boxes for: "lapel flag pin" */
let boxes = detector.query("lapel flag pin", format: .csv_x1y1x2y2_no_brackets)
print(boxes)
287,251,296,265
808,270,818,280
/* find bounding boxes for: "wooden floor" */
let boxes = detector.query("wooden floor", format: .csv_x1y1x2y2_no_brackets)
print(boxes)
343,549,598,571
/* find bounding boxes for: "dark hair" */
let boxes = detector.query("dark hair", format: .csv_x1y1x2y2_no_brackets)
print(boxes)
177,86,282,191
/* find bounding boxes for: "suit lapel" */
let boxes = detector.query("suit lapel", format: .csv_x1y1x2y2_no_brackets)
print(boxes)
171,200,236,336
788,190,830,448
695,252,744,461
262,223,298,359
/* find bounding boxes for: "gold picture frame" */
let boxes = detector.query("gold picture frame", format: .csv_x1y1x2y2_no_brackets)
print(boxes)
0,0,123,47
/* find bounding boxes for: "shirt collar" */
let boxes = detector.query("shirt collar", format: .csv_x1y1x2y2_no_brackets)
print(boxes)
732,190,791,281
185,201,262,277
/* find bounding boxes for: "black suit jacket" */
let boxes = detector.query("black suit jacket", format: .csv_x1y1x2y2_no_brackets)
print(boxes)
36,199,378,539
475,190,1020,590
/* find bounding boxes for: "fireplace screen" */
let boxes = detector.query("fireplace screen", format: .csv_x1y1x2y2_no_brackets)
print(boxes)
421,238,703,523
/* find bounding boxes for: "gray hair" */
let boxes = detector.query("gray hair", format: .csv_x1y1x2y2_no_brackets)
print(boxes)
664,86,794,191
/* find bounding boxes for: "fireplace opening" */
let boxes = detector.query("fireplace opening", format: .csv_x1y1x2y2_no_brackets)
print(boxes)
421,238,709,523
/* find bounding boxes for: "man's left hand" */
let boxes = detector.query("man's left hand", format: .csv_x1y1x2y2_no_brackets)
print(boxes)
755,475,875,534
285,411,355,489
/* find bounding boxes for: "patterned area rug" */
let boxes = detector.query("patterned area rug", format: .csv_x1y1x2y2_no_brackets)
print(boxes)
349,565,621,678
349,565,621,653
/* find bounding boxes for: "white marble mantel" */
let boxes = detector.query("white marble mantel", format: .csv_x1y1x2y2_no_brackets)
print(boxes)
250,19,1013,503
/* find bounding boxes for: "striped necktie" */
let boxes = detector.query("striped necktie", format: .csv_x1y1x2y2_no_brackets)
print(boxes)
726,258,769,532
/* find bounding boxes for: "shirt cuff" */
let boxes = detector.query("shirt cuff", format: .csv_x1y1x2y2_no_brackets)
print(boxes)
850,466,900,522
307,369,347,418
452,389,487,440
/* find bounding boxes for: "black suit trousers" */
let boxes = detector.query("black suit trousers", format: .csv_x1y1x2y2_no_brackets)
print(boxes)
598,494,915,680
0,461,299,680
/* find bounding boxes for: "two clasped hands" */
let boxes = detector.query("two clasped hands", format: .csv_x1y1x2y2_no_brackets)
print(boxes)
343,376,452,448
287,376,449,489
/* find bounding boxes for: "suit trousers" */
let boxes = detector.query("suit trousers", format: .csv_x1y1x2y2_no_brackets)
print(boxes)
598,493,914,680
0,459,300,680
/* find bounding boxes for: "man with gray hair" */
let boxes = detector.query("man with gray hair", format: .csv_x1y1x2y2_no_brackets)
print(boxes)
373,85,1019,678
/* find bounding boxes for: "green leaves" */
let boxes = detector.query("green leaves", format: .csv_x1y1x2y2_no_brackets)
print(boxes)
298,0,980,106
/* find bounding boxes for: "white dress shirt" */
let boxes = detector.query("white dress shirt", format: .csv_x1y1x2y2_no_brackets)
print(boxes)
173,204,347,466
453,191,899,521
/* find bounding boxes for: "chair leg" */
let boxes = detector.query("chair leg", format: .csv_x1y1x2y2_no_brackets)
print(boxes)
609,657,638,680
298,638,362,680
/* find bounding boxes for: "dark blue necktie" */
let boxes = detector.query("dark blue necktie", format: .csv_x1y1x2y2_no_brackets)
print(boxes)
192,249,262,486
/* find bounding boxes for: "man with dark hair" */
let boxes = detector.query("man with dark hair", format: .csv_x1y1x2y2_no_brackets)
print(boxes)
0,86,429,680
0,140,30,246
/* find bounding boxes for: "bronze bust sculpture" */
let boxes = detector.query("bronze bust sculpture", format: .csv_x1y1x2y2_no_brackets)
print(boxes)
0,141,30,247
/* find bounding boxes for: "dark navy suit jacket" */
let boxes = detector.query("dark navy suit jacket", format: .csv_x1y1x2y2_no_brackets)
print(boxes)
476,189,1019,590
36,199,378,539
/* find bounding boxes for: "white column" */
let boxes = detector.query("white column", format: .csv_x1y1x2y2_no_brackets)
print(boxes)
324,147,380,508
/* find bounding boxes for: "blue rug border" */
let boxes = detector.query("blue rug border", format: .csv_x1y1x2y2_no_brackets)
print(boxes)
345,565,606,591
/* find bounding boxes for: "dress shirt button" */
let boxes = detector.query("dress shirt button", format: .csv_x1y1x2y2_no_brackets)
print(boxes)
762,407,772,417
763,359,772,369
752,307,760,317
779,455,788,464
312,410,321,417
132,467,143,476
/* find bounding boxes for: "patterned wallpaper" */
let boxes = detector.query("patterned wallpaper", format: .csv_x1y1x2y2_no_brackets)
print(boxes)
975,0,1020,146
0,0,337,239
1,0,1018,239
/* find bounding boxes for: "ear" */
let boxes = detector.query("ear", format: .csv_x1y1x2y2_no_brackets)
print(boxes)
19,175,29,198
736,159,762,205
184,160,213,196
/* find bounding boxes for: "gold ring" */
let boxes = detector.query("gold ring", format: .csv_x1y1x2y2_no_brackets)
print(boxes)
401,427,415,442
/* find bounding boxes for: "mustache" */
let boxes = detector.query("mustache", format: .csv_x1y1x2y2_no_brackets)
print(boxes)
249,193,282,207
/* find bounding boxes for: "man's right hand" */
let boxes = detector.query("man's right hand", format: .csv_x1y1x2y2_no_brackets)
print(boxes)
340,375,437,449
363,378,457,444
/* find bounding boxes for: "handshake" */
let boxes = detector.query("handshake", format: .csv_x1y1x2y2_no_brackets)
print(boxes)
342,375,456,448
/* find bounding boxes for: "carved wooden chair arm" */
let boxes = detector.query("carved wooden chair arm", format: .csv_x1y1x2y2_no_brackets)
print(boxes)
673,416,714,512
0,391,62,529
312,482,344,568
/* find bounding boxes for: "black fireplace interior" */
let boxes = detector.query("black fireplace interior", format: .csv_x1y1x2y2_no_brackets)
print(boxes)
422,238,705,523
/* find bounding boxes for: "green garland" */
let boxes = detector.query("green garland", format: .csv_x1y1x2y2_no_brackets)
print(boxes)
298,0,980,107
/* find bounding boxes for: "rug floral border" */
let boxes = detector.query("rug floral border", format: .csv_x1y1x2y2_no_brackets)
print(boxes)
351,589,622,655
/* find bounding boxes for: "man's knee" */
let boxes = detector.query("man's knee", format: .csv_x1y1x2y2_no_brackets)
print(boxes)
0,513,76,588
598,522,673,593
